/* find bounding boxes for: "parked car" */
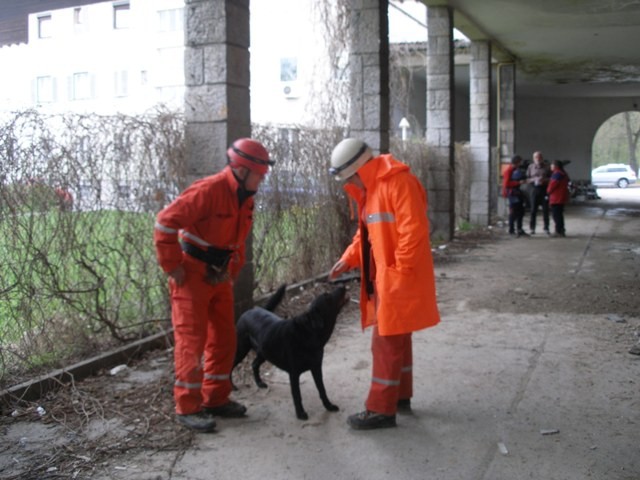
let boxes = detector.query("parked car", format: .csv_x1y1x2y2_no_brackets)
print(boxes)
590,164,637,188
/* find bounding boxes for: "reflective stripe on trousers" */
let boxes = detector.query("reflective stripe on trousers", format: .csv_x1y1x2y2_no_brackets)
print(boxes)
171,274,236,415
366,326,413,415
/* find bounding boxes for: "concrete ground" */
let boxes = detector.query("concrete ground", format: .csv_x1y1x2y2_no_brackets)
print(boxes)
3,187,639,480
107,188,639,480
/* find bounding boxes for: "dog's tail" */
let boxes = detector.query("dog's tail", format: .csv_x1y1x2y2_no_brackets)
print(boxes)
262,284,287,312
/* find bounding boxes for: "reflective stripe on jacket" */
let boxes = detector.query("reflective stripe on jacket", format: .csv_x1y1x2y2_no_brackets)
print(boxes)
340,155,440,336
153,166,253,278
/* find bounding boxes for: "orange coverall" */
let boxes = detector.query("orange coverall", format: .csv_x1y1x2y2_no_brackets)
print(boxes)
339,154,440,415
154,166,253,415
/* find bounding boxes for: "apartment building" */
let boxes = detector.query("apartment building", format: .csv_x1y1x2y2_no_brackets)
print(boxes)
0,0,185,114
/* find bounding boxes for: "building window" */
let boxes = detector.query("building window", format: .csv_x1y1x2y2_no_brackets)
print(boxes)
113,3,130,30
158,8,183,32
38,15,52,39
74,7,87,31
36,76,55,103
117,184,131,201
73,72,91,100
114,70,128,97
74,7,88,33
280,57,298,82
74,8,83,25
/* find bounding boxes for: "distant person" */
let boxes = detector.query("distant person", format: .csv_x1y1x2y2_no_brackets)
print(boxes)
154,138,274,432
327,138,440,430
547,159,570,237
502,155,528,237
526,151,551,235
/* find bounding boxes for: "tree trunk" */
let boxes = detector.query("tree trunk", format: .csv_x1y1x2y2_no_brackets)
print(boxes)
623,112,639,173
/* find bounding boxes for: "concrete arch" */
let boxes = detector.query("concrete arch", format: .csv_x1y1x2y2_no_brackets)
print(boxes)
516,96,640,182
592,111,640,172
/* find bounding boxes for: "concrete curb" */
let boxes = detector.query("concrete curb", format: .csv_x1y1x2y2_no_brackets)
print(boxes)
0,330,173,409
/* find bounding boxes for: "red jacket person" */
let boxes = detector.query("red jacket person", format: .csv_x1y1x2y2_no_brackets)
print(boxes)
154,138,273,432
547,159,570,237
328,138,440,430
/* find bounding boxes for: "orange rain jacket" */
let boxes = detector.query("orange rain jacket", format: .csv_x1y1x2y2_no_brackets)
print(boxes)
339,154,440,336
154,166,253,278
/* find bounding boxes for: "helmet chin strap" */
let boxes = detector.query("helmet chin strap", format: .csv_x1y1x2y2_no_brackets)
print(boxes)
230,166,248,189
230,166,257,198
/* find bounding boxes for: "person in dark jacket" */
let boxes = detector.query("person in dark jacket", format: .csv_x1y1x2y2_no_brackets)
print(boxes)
526,151,551,235
547,159,570,237
502,155,528,237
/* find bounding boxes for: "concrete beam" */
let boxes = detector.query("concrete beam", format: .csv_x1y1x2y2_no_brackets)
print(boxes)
419,0,515,63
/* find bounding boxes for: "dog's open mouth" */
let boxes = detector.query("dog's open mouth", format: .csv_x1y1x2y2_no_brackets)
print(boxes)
336,288,350,310
340,293,350,308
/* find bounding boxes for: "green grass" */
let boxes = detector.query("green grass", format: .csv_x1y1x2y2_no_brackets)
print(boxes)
456,220,474,232
0,208,168,345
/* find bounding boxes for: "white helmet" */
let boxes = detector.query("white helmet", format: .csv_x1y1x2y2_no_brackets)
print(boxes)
329,138,373,181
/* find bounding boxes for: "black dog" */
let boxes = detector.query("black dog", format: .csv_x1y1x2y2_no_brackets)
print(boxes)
233,284,348,420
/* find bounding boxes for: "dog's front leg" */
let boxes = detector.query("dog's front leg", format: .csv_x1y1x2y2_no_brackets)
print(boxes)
311,365,339,412
288,374,308,420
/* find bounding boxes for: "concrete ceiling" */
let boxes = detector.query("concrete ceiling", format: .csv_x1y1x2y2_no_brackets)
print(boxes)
420,0,640,98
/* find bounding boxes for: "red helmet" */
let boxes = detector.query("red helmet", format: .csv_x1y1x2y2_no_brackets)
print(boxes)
227,138,273,175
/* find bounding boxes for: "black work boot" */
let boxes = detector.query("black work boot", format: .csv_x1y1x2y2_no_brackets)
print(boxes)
176,411,216,432
396,398,412,414
203,400,247,418
347,410,396,430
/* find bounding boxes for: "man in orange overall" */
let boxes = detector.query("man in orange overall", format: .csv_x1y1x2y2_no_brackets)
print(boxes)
154,138,273,432
328,138,440,430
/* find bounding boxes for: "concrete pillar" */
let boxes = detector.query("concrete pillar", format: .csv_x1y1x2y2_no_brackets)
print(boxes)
497,63,516,218
184,0,253,312
426,6,454,241
348,0,390,154
469,41,492,225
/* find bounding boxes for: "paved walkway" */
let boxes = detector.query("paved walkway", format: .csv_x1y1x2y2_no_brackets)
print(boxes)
92,188,640,480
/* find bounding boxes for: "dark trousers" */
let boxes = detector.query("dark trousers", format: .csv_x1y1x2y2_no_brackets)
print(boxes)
508,201,525,233
550,204,565,234
529,186,549,231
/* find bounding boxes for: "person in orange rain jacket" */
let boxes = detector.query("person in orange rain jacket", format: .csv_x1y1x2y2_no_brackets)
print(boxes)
154,138,273,433
328,138,440,430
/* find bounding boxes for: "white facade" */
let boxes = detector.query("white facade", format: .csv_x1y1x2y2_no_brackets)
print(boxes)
0,0,433,122
250,0,329,126
250,0,430,127
0,0,185,115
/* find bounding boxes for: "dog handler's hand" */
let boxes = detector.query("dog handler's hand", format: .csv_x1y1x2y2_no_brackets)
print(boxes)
329,260,349,280
168,265,186,286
